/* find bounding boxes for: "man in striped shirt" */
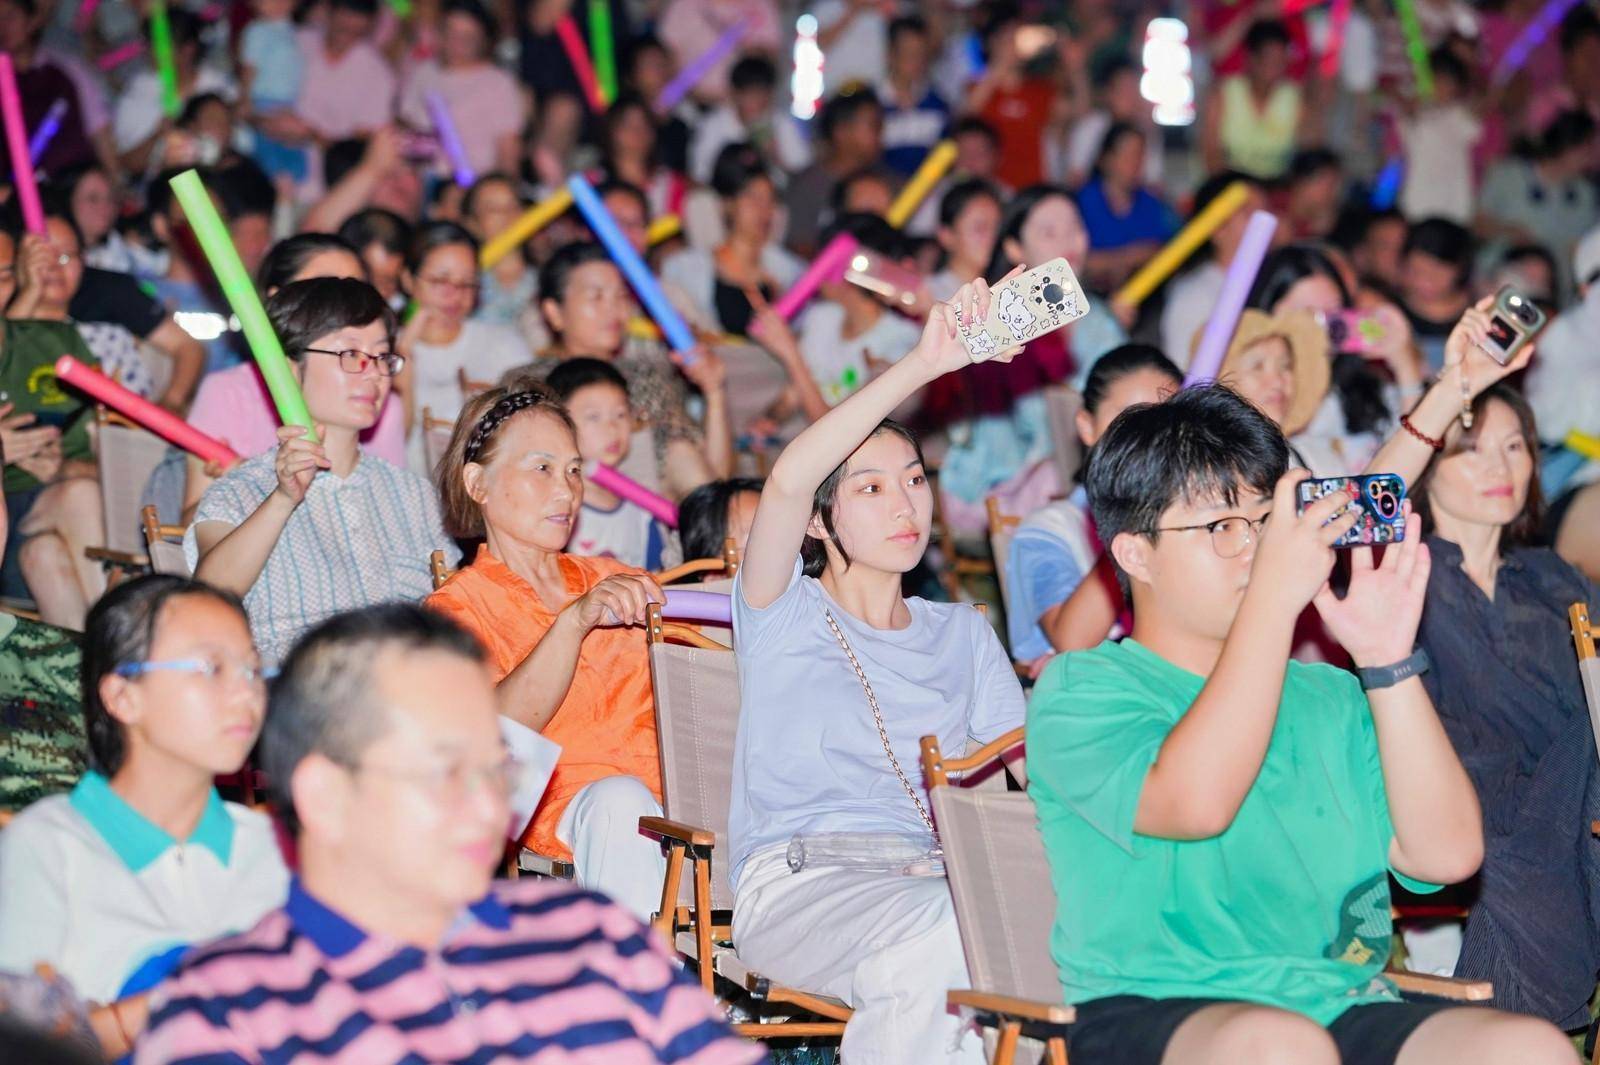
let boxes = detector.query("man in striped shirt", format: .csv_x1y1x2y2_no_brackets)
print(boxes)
135,603,765,1065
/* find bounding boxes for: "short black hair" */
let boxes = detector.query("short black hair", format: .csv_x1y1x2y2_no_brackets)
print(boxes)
1094,121,1145,174
1244,18,1292,53
729,54,777,92
1247,242,1351,311
442,0,495,48
212,159,276,220
679,477,764,563
888,13,929,46
539,240,612,304
1329,204,1404,253
257,232,365,293
821,210,906,261
829,168,894,217
1403,217,1475,287
1086,385,1289,590
82,576,248,776
544,356,630,400
1428,45,1470,87
950,115,999,148
818,86,882,144
405,220,477,273
1560,5,1600,53
1081,344,1182,417
265,277,396,361
938,178,1001,229
596,177,649,220
264,603,485,836
711,141,772,199
337,207,413,258
1288,147,1341,182
145,5,202,49
1536,108,1596,159
328,0,378,16
461,173,523,221
323,138,367,189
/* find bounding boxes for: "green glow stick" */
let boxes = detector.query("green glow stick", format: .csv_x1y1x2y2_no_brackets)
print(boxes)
386,0,412,19
168,169,317,441
150,0,181,118
1394,0,1434,100
589,0,616,105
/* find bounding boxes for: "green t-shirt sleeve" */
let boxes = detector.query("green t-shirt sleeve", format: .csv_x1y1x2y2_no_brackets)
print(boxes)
1028,648,1174,855
1,321,98,493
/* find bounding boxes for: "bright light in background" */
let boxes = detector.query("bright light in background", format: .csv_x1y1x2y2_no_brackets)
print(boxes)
174,311,233,342
791,14,823,121
1141,18,1195,127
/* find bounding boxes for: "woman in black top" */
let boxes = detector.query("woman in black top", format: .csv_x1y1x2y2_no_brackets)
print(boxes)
1414,382,1600,1031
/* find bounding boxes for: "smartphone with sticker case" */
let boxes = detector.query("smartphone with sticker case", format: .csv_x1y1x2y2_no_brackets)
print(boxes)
1295,473,1408,548
956,257,1089,363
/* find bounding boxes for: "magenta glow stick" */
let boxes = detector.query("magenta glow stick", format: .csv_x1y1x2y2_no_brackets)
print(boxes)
74,0,100,32
654,17,750,112
589,463,679,527
96,40,146,71
424,91,475,187
759,233,859,327
0,55,44,235
55,356,241,467
662,589,731,624
1184,210,1279,387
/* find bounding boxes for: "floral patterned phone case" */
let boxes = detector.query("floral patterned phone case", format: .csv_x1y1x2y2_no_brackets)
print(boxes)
956,257,1089,363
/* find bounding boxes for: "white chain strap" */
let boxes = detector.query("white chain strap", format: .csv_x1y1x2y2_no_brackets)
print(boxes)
823,608,937,835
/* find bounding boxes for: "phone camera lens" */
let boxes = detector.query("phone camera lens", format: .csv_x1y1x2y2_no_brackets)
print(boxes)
1516,304,1537,325
1372,490,1398,519
1042,282,1064,304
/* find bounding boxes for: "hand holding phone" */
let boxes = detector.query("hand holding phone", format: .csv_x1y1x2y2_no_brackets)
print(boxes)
1477,286,1545,365
1294,473,1408,548
955,257,1089,363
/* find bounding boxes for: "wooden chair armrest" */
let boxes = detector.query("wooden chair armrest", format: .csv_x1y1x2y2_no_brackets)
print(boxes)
947,990,1076,1026
941,726,1026,778
639,816,716,850
1386,970,1494,1001
654,558,728,584
84,547,148,567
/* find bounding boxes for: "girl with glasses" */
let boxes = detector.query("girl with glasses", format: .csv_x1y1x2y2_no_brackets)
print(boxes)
0,575,289,1060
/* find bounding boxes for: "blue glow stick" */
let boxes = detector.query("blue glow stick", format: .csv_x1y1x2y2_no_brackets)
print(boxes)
566,173,698,358
1371,156,1404,210
27,98,67,164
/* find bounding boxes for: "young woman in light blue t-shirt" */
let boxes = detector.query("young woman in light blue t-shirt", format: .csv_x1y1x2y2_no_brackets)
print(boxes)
729,275,1026,1065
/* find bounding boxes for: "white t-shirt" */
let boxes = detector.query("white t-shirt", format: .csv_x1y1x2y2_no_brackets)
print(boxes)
0,774,288,1003
728,561,1026,887
812,0,888,93
113,66,236,151
408,319,531,469
795,301,923,406
1159,260,1225,369
569,498,671,571
1400,103,1483,224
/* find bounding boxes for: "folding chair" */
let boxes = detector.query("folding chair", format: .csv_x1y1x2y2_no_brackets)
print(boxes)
141,505,191,577
919,734,1492,1065
653,537,741,586
429,548,454,591
421,407,455,476
1570,602,1598,764
640,611,853,1040
986,499,1022,618
84,410,170,583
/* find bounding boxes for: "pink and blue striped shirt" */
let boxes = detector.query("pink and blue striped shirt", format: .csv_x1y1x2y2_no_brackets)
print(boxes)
135,877,766,1064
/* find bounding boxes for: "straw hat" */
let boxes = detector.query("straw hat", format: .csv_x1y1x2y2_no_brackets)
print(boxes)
1197,309,1331,436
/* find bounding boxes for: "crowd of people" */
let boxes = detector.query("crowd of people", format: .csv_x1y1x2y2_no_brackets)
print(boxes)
2,0,1600,1060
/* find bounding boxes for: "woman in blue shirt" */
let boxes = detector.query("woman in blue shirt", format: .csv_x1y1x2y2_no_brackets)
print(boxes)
1077,123,1177,292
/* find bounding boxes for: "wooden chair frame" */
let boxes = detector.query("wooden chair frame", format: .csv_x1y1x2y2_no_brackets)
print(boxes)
653,537,741,586
84,408,162,582
920,732,1492,1065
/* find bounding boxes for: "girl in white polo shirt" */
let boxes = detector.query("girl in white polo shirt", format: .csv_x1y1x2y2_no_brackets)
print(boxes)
0,575,288,1054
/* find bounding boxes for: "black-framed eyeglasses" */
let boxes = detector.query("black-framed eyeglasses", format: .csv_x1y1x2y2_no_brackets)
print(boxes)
1155,513,1271,559
304,348,406,377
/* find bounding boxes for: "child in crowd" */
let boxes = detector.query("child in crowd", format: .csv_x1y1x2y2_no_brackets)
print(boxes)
545,358,674,570
238,0,309,190
1398,48,1483,226
1028,385,1570,1064
689,55,812,185
678,476,763,567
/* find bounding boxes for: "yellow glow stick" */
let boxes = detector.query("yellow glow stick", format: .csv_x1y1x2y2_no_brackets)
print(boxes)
1568,430,1600,461
1114,182,1252,308
886,140,957,228
479,187,574,268
647,214,682,245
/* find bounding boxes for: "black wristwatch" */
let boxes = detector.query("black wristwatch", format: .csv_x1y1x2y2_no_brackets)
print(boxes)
1357,648,1431,691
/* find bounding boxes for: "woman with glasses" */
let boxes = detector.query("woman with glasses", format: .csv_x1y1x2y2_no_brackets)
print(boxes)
400,222,531,466
186,278,459,666
0,574,288,1060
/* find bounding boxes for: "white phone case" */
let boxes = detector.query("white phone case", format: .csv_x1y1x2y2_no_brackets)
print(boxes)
956,257,1089,363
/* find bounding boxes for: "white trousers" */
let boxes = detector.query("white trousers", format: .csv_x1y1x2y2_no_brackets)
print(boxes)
555,775,667,922
733,845,985,1065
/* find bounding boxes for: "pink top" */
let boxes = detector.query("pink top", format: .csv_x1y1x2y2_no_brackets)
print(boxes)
186,363,407,466
657,0,782,103
294,28,397,139
399,61,527,176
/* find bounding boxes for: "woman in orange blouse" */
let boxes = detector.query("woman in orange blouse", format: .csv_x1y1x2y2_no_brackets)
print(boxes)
426,387,667,919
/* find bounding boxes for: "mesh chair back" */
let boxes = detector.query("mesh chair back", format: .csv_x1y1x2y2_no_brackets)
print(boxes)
98,420,169,556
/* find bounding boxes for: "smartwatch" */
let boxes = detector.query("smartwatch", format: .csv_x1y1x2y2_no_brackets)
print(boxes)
1357,648,1431,691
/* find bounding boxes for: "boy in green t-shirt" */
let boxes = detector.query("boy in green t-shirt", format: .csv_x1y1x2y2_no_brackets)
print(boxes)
1028,387,1569,1064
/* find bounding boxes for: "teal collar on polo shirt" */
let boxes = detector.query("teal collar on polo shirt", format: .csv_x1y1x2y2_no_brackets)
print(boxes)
69,771,234,872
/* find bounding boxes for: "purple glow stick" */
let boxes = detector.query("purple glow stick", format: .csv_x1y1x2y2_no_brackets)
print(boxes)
27,98,67,164
1184,210,1279,387
424,91,475,187
1491,0,1582,86
661,589,731,624
654,17,750,112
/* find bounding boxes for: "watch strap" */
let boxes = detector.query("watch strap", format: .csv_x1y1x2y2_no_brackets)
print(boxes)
1357,647,1431,691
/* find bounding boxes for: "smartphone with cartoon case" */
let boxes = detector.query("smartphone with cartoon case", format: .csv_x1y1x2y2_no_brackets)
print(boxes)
955,257,1089,363
1294,473,1408,548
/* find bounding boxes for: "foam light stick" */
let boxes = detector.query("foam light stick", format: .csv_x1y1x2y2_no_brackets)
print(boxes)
589,0,617,104
1114,181,1250,307
759,233,859,326
1184,210,1279,386
567,173,698,355
590,463,679,526
169,169,317,441
0,55,44,235
1492,0,1582,85
1567,430,1600,462
388,0,413,16
96,40,146,71
424,92,475,187
647,214,682,245
1394,0,1433,100
74,0,100,32
662,589,731,624
1321,0,1352,79
555,14,606,113
655,17,750,113
55,355,240,467
886,140,957,228
150,0,182,118
479,186,573,268
1371,156,1404,209
27,99,68,164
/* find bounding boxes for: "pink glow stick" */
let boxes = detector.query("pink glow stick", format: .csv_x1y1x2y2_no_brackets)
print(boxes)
760,233,859,327
589,463,679,526
55,355,240,467
96,40,147,71
555,15,606,113
0,54,44,235
74,0,100,32
662,589,731,624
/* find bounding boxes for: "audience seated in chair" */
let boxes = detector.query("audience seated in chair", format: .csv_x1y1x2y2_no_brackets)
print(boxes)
134,603,763,1065
1026,385,1570,1064
679,477,763,575
0,576,287,1060
426,387,667,919
730,278,1025,1065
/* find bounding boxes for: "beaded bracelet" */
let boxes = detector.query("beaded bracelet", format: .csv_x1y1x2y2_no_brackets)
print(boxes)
1399,413,1444,452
